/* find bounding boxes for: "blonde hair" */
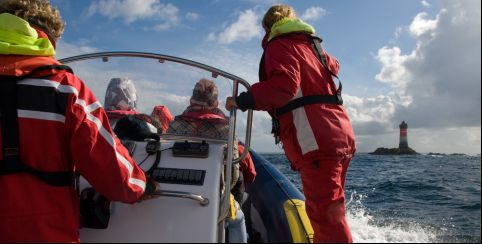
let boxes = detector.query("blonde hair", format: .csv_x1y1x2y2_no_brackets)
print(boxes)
262,4,297,31
0,0,64,39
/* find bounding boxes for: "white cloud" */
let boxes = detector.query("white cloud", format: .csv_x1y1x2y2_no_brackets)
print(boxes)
300,6,327,22
209,9,263,44
421,0,431,8
375,46,415,91
408,127,481,155
152,23,173,32
87,0,162,23
361,0,481,154
156,3,179,25
344,94,397,124
394,27,404,39
86,0,180,31
55,40,101,60
409,12,438,38
389,26,405,44
186,12,199,21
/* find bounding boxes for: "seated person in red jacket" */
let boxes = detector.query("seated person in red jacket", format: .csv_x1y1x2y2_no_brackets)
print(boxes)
167,78,256,186
151,105,174,134
167,78,255,243
167,78,230,140
104,77,158,133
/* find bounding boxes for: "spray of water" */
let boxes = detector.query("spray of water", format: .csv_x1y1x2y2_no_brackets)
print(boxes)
346,191,438,243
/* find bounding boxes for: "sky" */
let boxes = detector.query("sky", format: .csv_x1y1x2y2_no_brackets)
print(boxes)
43,0,480,155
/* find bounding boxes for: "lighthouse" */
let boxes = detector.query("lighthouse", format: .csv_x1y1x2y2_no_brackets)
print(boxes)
399,121,409,149
370,120,418,155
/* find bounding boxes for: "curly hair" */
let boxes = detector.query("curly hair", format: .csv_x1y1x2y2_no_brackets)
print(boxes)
0,0,64,39
262,4,297,31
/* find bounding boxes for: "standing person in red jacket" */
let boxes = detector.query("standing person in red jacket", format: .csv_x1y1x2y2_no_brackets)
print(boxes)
0,0,158,242
226,4,356,243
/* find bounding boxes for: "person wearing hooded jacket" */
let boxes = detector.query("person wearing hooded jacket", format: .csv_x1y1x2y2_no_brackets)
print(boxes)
0,0,158,242
104,77,173,135
104,77,160,133
168,78,257,188
226,4,356,243
168,78,256,243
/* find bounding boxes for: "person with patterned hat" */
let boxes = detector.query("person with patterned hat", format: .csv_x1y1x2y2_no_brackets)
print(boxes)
168,78,256,243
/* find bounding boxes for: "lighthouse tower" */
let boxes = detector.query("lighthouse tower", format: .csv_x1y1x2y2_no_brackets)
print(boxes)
399,121,409,149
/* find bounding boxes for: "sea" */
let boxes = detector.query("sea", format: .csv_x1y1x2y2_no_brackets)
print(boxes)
260,153,481,243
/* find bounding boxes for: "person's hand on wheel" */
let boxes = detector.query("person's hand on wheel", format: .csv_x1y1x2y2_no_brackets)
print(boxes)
138,178,161,202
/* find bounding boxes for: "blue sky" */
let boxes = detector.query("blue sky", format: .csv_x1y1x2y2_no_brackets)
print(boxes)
49,0,481,155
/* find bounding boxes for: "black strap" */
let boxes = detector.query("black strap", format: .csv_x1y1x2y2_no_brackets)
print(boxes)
258,52,266,83
0,162,74,187
276,94,343,116
0,77,21,165
311,36,343,92
29,64,74,76
0,65,74,187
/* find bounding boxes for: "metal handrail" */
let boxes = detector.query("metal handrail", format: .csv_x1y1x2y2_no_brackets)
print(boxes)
160,134,228,144
153,190,209,206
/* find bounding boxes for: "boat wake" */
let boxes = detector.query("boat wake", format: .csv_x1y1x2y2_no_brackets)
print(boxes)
346,191,438,243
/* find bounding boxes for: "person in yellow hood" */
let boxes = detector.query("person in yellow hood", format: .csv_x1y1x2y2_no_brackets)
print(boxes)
226,4,356,243
0,1,159,242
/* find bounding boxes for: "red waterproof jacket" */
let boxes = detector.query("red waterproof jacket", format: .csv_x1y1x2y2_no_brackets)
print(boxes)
151,105,174,133
0,56,146,242
237,144,256,184
247,20,356,169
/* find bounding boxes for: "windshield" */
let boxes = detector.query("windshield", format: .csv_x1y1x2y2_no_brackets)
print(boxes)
62,53,250,142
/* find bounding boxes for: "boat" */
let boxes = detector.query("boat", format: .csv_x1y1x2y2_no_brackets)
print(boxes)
59,52,314,243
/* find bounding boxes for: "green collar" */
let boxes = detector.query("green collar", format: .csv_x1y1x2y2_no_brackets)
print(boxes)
269,18,315,41
0,13,55,56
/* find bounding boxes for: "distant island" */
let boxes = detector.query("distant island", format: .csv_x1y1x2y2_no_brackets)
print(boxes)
370,121,420,155
370,147,419,155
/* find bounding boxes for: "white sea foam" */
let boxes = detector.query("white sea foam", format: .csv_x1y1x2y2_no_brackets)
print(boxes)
346,191,437,243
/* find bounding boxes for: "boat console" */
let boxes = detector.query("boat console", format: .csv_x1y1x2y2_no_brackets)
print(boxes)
79,137,224,242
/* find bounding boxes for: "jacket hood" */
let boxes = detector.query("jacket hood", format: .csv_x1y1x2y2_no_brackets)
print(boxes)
0,13,55,56
268,18,315,42
104,77,138,111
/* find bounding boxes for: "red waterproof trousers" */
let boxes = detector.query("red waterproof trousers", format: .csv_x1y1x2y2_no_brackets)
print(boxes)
299,156,353,243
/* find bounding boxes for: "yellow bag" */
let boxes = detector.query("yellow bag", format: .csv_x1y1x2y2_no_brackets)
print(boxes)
229,194,236,220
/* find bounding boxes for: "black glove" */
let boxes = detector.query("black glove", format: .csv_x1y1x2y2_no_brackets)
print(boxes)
138,177,160,202
235,91,255,112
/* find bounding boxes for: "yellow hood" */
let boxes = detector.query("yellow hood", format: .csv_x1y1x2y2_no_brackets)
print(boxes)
0,13,55,56
269,18,316,41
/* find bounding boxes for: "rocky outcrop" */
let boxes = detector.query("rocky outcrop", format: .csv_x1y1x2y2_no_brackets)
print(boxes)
370,147,419,155
428,152,446,156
